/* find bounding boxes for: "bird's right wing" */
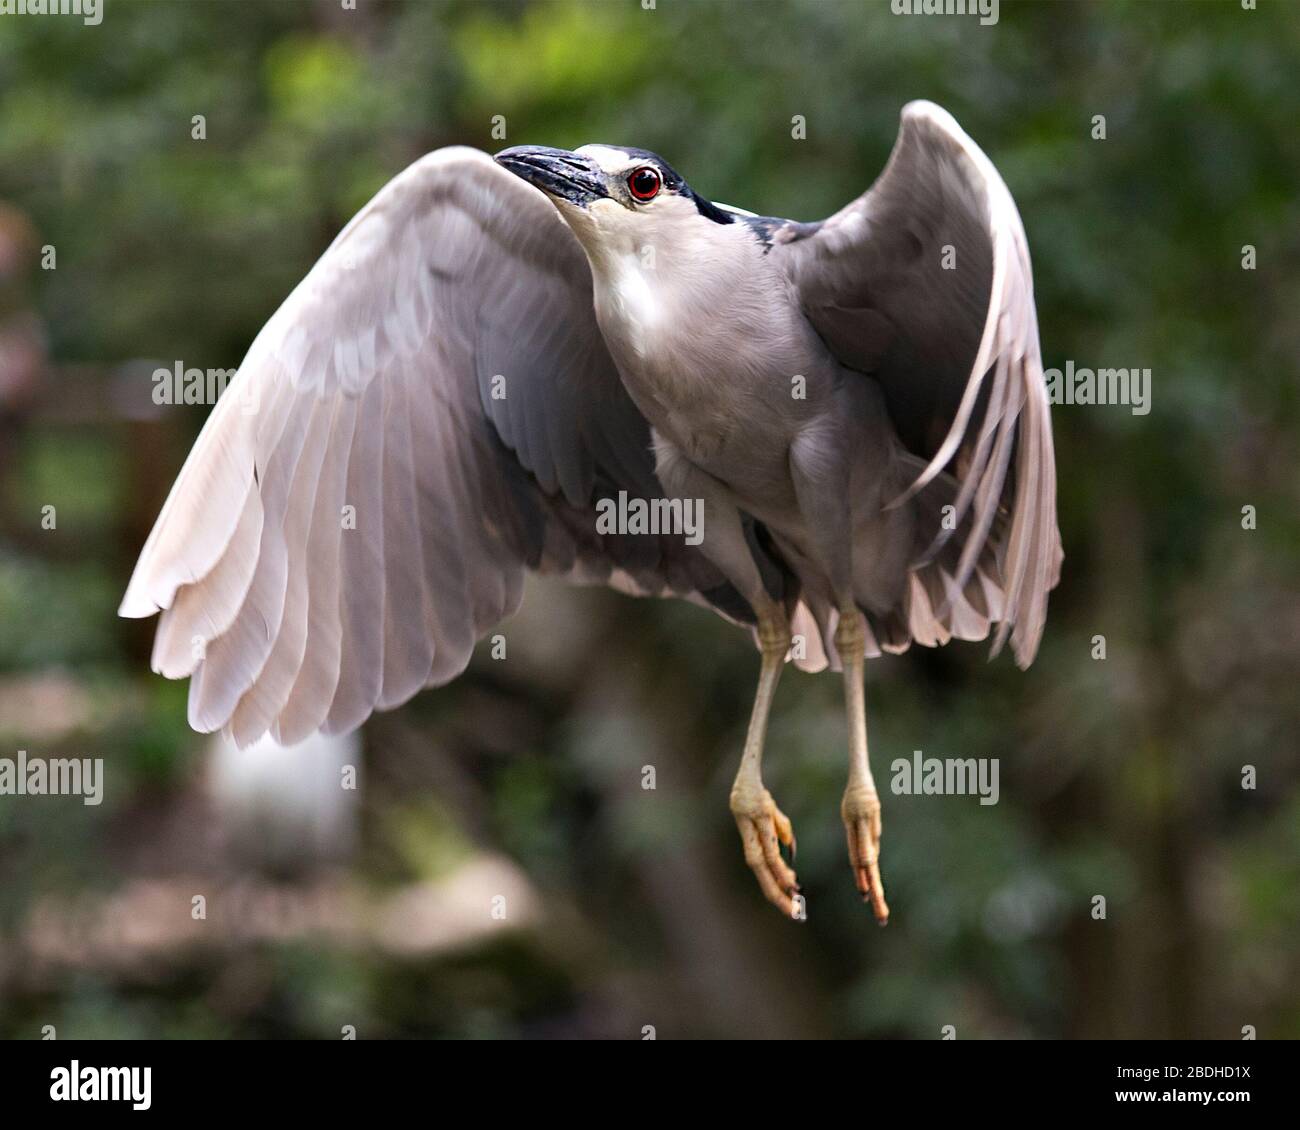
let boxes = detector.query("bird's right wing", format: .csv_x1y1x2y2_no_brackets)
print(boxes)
120,147,729,747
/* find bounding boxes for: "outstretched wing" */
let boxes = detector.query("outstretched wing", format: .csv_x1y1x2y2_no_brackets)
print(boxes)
120,147,732,746
770,100,1063,667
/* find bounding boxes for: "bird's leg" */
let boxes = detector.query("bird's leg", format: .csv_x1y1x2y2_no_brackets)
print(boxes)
787,424,889,920
836,605,889,923
730,597,801,917
650,438,801,916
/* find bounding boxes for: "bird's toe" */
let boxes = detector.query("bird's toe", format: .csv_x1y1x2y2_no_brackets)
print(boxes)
732,789,801,917
842,791,889,924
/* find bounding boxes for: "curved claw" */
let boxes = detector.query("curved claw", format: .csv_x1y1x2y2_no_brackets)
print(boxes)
733,789,801,917
843,793,889,924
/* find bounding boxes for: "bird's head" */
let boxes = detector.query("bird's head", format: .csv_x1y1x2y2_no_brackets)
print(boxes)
495,144,735,264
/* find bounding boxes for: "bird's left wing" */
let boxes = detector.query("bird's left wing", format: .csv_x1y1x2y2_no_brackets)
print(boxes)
120,148,730,747
769,101,1063,667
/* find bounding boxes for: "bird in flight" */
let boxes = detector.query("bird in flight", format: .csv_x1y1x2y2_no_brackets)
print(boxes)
121,101,1062,923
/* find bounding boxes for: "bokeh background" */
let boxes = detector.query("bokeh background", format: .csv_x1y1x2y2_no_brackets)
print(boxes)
0,0,1297,1040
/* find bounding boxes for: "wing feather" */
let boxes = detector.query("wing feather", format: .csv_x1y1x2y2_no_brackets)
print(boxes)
151,478,262,678
774,100,1062,666
274,396,357,745
323,376,388,737
122,148,740,746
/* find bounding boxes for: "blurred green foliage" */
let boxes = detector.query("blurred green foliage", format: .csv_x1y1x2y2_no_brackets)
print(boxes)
0,0,1297,1039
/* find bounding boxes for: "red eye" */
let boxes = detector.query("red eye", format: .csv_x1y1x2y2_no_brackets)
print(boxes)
628,166,661,202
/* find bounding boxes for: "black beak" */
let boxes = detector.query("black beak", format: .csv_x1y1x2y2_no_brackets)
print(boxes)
495,145,608,207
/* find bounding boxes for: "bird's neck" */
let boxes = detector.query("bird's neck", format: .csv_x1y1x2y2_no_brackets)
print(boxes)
585,224,787,410
582,227,816,471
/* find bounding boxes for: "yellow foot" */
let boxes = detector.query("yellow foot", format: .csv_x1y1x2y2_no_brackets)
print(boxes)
842,784,889,924
731,787,800,917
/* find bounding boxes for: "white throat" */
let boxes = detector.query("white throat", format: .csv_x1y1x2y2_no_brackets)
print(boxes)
563,197,748,362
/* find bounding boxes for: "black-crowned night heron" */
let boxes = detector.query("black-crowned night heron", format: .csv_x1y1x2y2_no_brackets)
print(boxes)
121,101,1062,923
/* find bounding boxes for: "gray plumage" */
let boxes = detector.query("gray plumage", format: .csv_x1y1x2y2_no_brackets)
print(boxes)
121,101,1061,748
121,102,1061,917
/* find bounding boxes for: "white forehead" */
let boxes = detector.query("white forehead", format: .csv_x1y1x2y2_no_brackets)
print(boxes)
576,145,636,174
